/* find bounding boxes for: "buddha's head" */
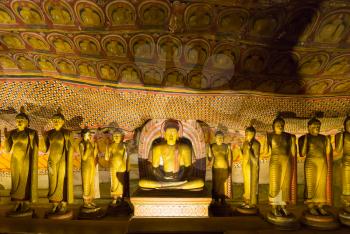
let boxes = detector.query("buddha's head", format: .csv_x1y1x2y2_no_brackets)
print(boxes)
245,126,256,142
272,116,285,134
163,119,180,146
52,111,65,131
81,128,91,142
215,131,224,145
113,130,124,143
15,112,29,131
308,117,321,136
344,115,350,133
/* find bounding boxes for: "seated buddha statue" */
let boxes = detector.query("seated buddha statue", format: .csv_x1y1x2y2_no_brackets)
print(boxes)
138,119,204,190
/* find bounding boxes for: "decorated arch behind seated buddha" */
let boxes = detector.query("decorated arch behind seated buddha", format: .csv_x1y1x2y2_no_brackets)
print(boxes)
137,119,207,182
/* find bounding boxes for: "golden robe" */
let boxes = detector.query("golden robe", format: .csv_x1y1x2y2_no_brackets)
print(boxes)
6,128,38,202
242,140,260,205
45,129,74,204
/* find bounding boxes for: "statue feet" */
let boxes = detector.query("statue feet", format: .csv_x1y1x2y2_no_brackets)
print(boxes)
78,202,104,220
339,206,350,227
236,203,258,215
7,201,34,218
107,197,133,217
209,199,233,217
46,202,73,220
301,206,339,230
266,206,299,230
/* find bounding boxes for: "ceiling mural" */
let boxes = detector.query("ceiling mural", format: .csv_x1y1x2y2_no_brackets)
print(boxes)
0,0,348,96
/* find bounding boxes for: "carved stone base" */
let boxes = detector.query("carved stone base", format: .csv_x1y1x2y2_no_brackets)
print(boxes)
78,206,105,220
46,209,74,220
301,211,339,230
131,188,211,217
209,202,233,217
107,200,133,217
6,209,34,218
339,209,350,227
266,211,300,230
236,206,259,215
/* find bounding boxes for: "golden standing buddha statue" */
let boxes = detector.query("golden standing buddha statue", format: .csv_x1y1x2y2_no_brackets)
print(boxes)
237,126,260,214
43,110,74,219
79,129,99,208
335,116,350,226
105,130,128,203
265,116,298,228
4,108,38,217
208,131,232,204
138,119,204,190
299,117,338,229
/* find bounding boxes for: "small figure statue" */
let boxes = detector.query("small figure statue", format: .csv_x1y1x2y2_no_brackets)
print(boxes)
237,126,260,214
299,117,338,229
138,119,204,190
105,130,132,215
265,116,298,228
335,115,350,226
208,131,232,216
43,109,74,219
4,107,38,217
78,128,102,219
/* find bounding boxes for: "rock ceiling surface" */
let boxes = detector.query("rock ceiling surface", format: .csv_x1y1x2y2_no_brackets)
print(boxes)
0,0,349,131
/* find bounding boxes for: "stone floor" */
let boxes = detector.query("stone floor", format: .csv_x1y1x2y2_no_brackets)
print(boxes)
0,182,349,233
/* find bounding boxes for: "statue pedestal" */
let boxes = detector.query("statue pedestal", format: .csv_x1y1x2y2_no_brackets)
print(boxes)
339,209,350,227
131,188,211,217
301,210,339,230
265,211,300,230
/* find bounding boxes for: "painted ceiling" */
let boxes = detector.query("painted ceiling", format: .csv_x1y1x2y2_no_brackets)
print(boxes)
0,0,348,95
0,0,349,133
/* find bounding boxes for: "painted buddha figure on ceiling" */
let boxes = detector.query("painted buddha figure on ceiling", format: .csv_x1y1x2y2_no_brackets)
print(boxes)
319,14,347,43
2,35,24,49
38,58,55,72
0,9,13,24
106,40,125,56
17,56,36,71
19,6,42,24
27,37,47,50
139,119,204,190
53,38,73,53
80,7,101,26
0,56,17,69
79,40,98,54
112,7,133,25
49,6,71,25
100,65,116,80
